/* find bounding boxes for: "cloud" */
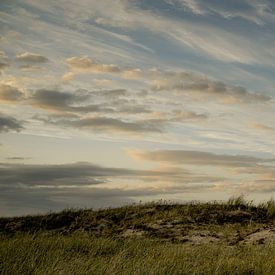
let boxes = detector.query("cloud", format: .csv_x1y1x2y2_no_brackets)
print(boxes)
31,89,89,111
0,114,23,133
171,0,273,25
0,62,9,71
64,56,144,82
129,149,274,168
30,89,143,114
4,0,275,68
121,68,142,79
93,89,128,98
55,117,165,133
30,89,116,113
63,57,269,105
0,84,24,103
0,162,124,186
0,51,8,59
0,51,9,74
66,56,120,73
238,180,275,193
64,57,144,81
0,161,218,187
170,110,208,120
114,105,151,114
0,161,223,215
16,52,49,63
65,56,270,104
0,180,215,217
74,0,271,64
250,122,275,132
151,71,270,104
6,157,30,161
64,56,160,85
29,87,207,134
172,0,206,15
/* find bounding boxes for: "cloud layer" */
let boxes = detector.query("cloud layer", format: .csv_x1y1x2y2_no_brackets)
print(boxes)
0,0,275,215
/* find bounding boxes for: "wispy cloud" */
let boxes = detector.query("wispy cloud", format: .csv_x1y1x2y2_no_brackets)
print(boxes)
170,0,274,25
129,149,274,168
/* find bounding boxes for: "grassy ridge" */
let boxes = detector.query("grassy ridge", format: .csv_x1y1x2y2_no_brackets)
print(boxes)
1,197,275,274
1,197,275,236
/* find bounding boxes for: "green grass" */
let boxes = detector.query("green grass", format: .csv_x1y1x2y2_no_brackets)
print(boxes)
1,233,275,274
1,197,275,274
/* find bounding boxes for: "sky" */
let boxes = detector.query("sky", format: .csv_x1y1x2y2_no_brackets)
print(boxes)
1,0,275,216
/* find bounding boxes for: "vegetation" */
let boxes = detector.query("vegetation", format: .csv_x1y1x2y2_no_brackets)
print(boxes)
1,197,275,274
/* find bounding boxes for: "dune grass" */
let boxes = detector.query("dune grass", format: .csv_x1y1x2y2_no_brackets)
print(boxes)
1,196,275,236
1,233,275,274
1,197,275,274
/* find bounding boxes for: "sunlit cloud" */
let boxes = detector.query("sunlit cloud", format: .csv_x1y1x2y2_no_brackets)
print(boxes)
129,149,275,168
0,84,24,103
16,52,49,63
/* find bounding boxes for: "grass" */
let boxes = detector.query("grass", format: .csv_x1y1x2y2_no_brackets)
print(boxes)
1,197,275,274
1,196,275,236
1,233,275,274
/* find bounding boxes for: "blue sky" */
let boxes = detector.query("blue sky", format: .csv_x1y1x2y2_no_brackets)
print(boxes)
1,0,275,216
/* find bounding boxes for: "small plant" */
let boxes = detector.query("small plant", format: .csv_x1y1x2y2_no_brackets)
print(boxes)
266,198,275,219
226,195,253,209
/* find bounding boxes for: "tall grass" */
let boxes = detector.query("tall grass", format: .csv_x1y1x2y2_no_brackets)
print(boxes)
1,233,275,274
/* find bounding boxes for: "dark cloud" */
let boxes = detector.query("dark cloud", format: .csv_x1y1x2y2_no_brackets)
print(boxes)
0,182,207,217
0,84,24,102
130,149,274,168
0,114,23,133
31,89,89,110
0,162,123,186
16,52,49,63
0,187,136,217
0,161,222,216
31,89,113,113
0,62,9,70
30,89,138,114
0,62,9,75
0,161,217,187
